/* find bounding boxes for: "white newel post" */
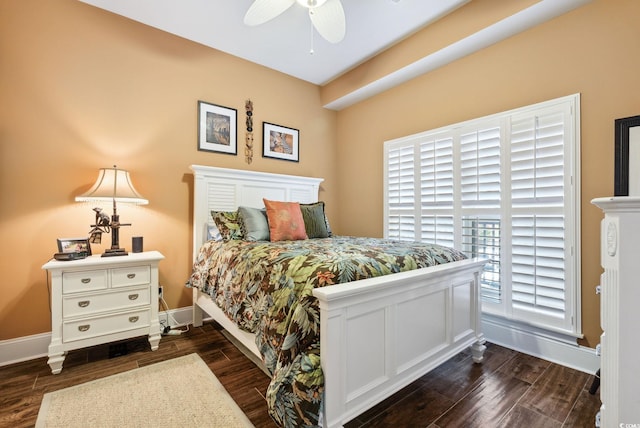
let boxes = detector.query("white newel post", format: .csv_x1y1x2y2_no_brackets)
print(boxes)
591,196,640,428
316,297,346,428
471,270,487,363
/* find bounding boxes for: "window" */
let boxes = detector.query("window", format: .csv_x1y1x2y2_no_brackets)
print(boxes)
384,94,580,336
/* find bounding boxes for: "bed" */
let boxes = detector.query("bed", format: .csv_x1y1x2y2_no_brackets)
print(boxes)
187,165,487,428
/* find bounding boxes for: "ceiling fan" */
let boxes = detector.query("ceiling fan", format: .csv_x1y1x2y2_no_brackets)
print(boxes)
244,0,346,44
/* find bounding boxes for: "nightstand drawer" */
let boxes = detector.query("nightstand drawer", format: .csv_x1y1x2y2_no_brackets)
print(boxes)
111,265,150,288
63,308,151,343
62,286,151,318
63,270,108,294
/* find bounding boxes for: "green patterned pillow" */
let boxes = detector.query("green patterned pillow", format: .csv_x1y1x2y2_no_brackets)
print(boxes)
211,210,243,241
300,202,330,238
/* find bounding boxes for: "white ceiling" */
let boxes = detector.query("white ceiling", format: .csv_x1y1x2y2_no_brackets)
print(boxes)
78,0,592,110
77,0,471,85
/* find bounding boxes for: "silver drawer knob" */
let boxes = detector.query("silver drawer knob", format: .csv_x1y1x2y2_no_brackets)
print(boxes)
78,300,90,308
127,273,136,279
81,278,91,284
128,294,139,301
129,316,139,323
78,325,90,332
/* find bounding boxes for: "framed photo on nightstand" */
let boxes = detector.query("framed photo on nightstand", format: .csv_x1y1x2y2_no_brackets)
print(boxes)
57,238,91,258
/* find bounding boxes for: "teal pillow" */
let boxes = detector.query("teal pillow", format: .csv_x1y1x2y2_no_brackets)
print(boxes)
300,202,330,238
238,206,270,241
211,210,243,241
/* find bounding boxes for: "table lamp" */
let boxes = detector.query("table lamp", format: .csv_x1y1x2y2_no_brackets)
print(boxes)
76,165,148,257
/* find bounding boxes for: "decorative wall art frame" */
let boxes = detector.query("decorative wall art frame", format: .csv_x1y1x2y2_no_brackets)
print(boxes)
245,99,254,164
262,122,299,162
57,238,92,257
614,115,640,196
197,101,237,155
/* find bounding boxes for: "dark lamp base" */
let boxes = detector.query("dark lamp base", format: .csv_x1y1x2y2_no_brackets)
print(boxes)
102,248,128,257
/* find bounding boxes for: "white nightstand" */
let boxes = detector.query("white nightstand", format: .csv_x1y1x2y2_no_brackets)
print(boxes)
42,250,164,374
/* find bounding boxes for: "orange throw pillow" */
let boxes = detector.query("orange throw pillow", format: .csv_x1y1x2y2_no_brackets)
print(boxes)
263,199,308,242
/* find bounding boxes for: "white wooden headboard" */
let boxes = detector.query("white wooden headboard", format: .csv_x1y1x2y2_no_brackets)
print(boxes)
190,165,324,255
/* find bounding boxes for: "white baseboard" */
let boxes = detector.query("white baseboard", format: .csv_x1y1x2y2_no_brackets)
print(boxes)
1,307,600,376
482,314,599,375
0,332,51,367
0,306,193,368
157,305,193,330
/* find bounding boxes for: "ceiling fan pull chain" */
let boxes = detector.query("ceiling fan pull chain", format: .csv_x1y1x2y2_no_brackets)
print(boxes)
309,9,315,55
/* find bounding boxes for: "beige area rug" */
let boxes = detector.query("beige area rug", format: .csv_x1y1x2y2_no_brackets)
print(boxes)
36,353,254,428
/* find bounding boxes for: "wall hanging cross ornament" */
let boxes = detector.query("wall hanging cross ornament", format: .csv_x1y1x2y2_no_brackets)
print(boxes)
245,99,254,164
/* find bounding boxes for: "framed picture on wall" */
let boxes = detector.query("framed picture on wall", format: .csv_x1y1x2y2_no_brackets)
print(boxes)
262,122,299,162
614,115,640,196
198,101,237,155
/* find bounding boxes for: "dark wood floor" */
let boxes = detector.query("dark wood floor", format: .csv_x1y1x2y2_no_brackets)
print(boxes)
0,321,600,427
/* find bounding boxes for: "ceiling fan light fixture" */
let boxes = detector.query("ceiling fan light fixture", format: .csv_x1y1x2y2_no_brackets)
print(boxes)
295,0,328,8
245,0,345,44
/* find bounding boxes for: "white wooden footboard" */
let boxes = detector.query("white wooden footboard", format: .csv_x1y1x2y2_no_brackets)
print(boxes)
313,257,487,428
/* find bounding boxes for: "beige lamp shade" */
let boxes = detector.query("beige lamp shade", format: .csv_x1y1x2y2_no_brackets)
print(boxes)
75,166,148,205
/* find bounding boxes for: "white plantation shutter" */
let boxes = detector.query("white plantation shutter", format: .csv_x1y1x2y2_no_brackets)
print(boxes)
420,137,454,205
460,127,501,207
459,126,502,302
384,94,580,336
509,108,571,328
420,215,455,248
386,145,416,241
511,111,566,205
511,215,566,320
420,136,455,246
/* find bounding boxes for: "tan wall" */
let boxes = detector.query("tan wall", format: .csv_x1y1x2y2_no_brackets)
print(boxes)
333,0,640,347
1,0,636,349
0,0,337,340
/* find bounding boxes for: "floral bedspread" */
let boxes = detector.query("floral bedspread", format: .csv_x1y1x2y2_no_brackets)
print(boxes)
186,236,466,427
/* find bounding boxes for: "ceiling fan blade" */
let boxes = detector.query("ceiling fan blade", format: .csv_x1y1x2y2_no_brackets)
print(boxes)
244,0,295,26
309,0,346,43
